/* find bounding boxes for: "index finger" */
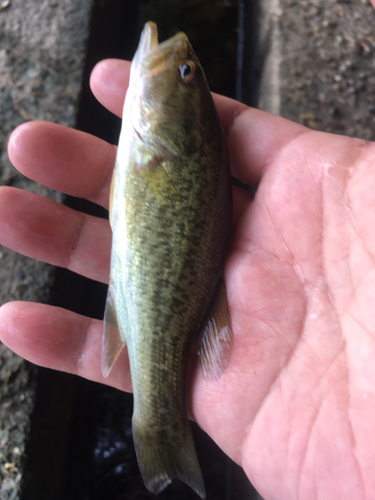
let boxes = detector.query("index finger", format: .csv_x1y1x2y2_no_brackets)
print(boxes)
8,121,116,209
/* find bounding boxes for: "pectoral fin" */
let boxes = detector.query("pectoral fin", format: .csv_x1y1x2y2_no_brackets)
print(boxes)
108,168,116,226
101,283,126,378
137,157,179,203
196,276,232,380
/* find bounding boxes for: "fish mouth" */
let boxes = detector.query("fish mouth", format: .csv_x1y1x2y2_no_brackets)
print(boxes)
129,22,192,157
137,21,159,56
135,21,189,76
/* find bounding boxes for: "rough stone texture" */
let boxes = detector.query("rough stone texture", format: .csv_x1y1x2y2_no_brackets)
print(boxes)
0,1,92,498
259,0,375,141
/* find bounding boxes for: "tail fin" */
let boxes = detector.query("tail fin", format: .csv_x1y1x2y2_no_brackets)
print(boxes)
132,417,206,499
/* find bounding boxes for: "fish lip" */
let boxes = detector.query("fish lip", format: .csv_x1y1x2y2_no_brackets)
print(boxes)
143,33,188,71
138,21,159,56
128,22,192,158
136,21,189,72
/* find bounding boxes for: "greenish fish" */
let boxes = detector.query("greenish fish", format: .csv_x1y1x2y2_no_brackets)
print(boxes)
102,21,232,499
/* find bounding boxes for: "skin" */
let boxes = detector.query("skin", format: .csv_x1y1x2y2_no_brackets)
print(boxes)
1,56,375,500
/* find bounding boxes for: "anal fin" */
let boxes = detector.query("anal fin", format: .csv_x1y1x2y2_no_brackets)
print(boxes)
196,276,232,380
101,283,126,378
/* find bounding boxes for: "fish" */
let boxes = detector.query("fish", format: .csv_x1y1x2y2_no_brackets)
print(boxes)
101,21,232,499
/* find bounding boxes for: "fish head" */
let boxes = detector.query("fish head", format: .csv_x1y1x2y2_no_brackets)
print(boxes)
128,22,215,158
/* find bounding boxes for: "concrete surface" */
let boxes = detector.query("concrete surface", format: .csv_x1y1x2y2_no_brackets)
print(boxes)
259,0,375,140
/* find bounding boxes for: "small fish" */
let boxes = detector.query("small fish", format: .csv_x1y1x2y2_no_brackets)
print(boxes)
102,21,232,499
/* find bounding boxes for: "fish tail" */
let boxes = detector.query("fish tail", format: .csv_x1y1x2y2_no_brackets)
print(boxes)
132,417,206,499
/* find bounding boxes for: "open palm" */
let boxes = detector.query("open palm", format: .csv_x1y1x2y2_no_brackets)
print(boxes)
1,59,375,500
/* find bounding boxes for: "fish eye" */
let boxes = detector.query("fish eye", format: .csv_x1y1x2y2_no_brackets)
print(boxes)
180,64,192,77
179,62,195,83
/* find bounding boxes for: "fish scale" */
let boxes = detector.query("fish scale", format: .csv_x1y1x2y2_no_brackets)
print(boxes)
102,21,232,498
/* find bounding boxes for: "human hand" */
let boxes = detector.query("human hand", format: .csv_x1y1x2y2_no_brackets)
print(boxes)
1,59,375,500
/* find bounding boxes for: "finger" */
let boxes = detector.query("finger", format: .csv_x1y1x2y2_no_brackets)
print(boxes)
0,187,111,284
8,121,116,208
0,301,132,392
90,59,308,189
90,58,130,118
213,94,308,187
